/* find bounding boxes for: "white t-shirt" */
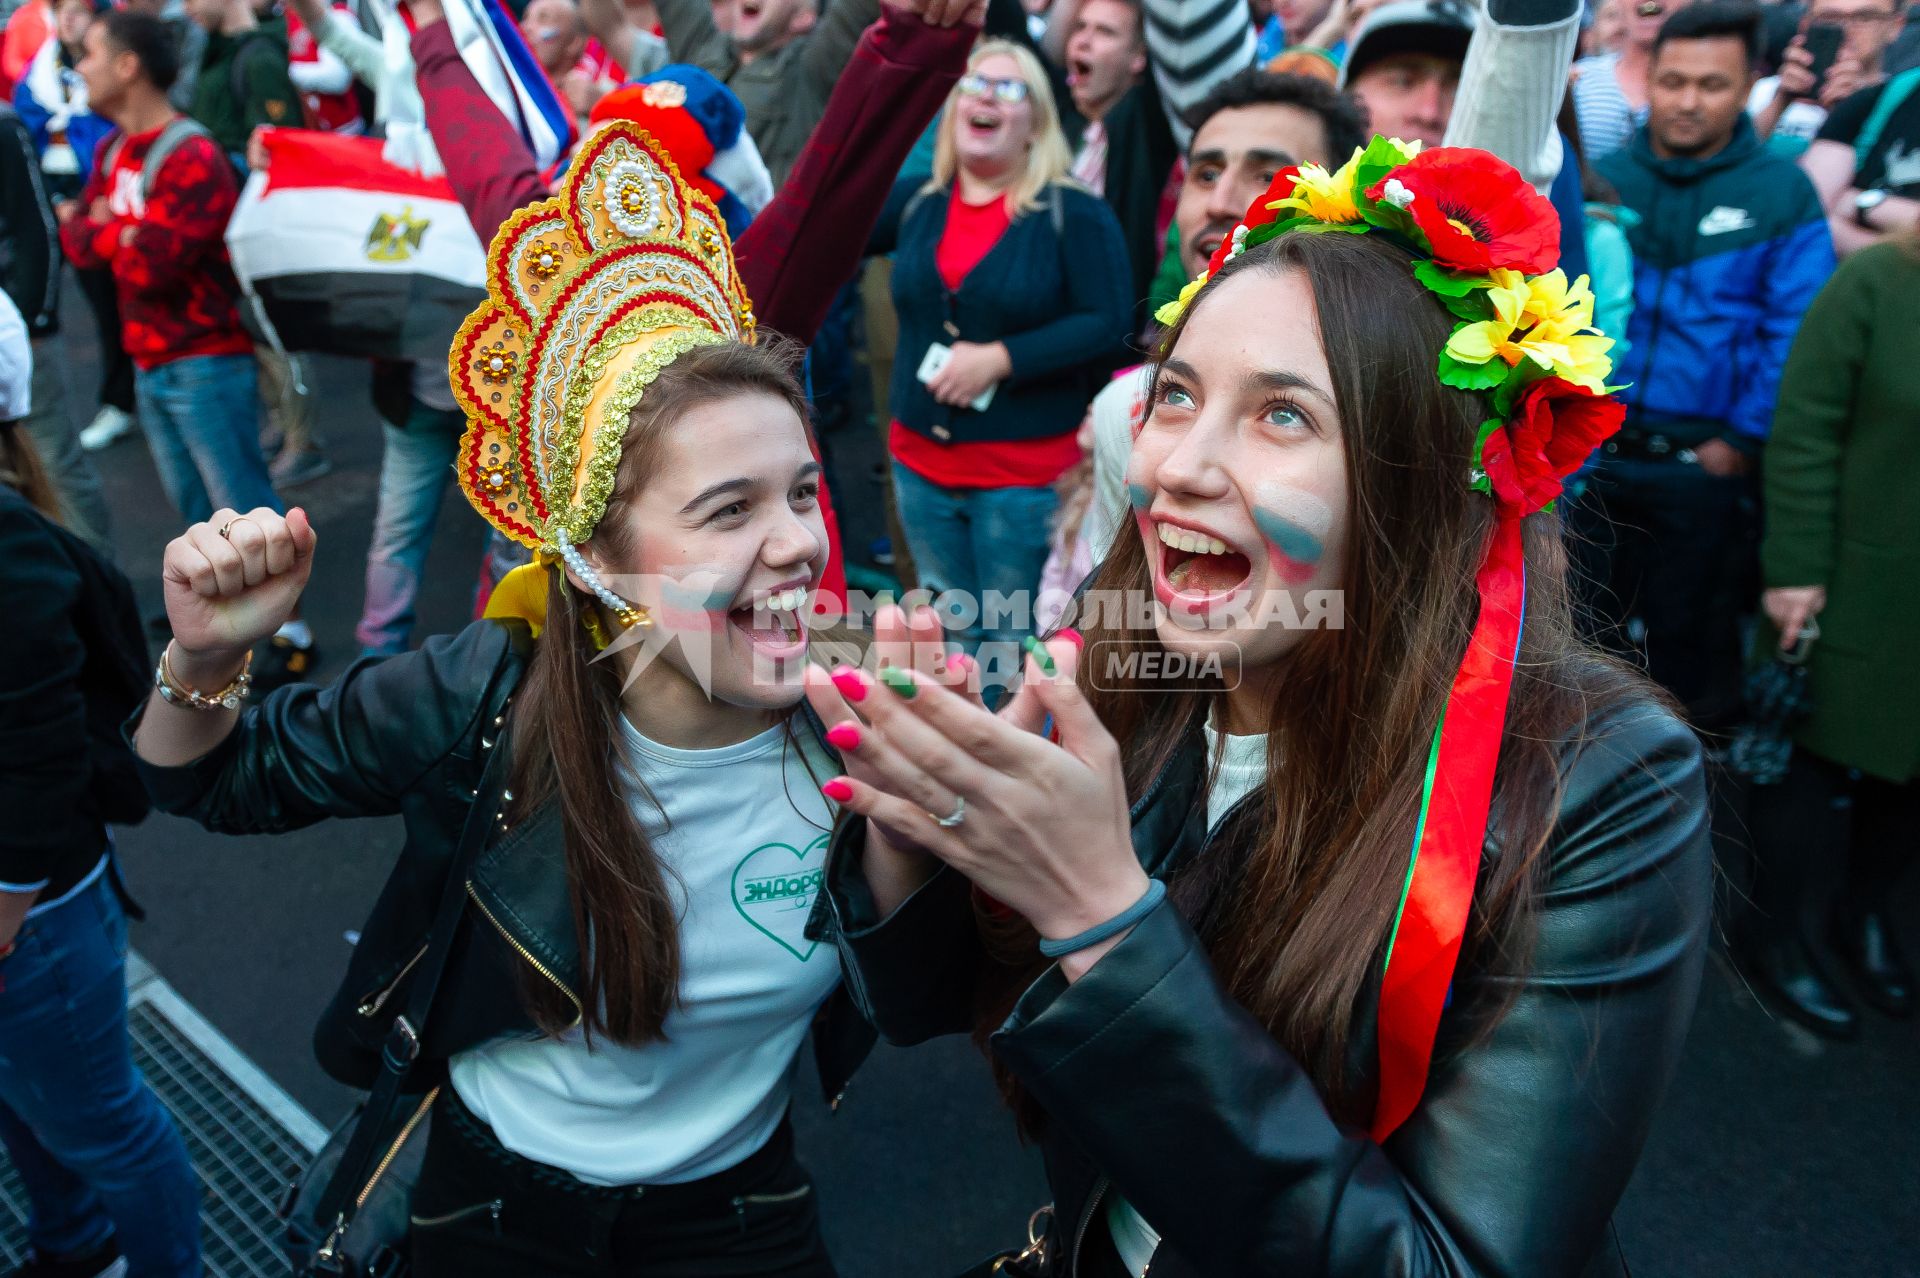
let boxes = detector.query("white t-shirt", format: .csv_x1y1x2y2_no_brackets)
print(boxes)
1749,77,1829,153
0,292,30,421
449,717,841,1186
1108,718,1268,1274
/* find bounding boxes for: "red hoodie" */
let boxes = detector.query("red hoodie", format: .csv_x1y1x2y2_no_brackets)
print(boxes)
59,122,252,370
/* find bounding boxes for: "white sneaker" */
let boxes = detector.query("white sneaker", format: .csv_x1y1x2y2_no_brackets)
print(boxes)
78,405,135,451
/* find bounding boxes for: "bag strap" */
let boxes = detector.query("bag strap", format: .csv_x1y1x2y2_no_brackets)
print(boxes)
308,705,516,1266
1855,67,1920,173
139,117,212,203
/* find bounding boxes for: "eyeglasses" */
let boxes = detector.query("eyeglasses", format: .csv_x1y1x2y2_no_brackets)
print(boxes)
957,74,1031,104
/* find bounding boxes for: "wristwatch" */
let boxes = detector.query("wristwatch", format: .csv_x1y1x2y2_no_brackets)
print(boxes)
1854,188,1891,229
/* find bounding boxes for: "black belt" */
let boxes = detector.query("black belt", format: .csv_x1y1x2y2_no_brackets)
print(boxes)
1602,426,1719,464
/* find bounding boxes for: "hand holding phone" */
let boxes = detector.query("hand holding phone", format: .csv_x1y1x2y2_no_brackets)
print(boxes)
1801,23,1844,99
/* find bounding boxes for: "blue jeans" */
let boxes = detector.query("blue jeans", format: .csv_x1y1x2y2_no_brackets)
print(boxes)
358,400,466,655
0,870,201,1276
133,353,281,524
891,463,1058,674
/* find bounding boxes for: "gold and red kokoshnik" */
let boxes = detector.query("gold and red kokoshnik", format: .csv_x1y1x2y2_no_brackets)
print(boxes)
450,122,755,554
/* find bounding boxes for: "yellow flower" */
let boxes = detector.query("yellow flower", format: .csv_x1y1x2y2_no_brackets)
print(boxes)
1268,147,1365,225
1154,272,1209,327
1515,268,1598,340
1445,268,1614,391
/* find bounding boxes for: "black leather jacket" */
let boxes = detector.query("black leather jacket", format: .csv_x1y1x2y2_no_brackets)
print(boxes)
816,695,1712,1276
134,619,874,1101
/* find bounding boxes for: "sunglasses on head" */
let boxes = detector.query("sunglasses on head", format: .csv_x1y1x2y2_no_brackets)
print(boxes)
958,74,1031,104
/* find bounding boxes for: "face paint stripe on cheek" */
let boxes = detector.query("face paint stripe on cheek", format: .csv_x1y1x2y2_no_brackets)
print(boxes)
1126,481,1153,510
1252,483,1333,585
658,573,741,632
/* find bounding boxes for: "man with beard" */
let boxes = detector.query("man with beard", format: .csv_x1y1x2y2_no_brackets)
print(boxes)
1082,69,1363,554
580,0,879,184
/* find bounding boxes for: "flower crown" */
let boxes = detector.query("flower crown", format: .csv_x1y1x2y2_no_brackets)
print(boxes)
1157,136,1623,517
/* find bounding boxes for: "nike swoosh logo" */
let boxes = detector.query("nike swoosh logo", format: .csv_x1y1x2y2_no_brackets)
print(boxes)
1698,207,1757,235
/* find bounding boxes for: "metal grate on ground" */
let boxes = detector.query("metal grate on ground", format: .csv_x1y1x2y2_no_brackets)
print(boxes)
0,953,326,1275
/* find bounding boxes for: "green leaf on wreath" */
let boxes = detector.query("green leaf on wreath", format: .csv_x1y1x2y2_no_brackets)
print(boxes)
1438,350,1510,392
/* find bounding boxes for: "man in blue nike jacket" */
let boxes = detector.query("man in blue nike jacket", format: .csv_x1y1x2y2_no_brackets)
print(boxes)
1583,0,1835,726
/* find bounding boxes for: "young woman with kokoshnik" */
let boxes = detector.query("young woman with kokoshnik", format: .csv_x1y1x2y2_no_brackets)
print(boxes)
128,123,955,1277
807,138,1714,1277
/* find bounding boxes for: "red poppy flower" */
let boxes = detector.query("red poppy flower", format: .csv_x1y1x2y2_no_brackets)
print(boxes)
1368,149,1560,275
1206,164,1301,276
1480,377,1624,515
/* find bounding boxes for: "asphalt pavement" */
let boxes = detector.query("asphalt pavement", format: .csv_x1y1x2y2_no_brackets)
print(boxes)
44,316,1919,1276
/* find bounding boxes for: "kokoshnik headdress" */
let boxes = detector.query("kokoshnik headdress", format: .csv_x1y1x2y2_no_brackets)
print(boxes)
451,120,755,629
1159,136,1627,1143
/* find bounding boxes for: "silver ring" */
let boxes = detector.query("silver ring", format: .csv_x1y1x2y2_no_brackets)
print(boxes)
930,796,966,828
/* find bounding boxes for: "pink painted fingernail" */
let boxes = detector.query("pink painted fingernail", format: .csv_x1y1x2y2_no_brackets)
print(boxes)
829,665,868,703
947,652,973,675
822,777,854,803
1056,627,1084,650
825,721,862,750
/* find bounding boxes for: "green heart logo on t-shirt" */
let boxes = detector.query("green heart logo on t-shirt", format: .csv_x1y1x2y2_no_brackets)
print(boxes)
731,834,829,961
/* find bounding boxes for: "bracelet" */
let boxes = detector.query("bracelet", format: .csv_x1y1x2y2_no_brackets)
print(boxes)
1036,878,1167,959
155,644,254,711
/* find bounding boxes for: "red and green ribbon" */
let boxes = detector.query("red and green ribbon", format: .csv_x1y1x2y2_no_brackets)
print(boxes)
1371,511,1527,1144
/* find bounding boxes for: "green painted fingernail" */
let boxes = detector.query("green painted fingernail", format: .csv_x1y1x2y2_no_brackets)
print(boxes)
1022,635,1056,677
878,665,918,699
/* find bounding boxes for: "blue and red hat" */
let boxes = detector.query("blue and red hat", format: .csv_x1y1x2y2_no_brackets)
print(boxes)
588,66,774,237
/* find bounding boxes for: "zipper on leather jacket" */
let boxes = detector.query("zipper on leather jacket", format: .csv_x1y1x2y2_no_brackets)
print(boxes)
410,1199,503,1232
465,881,583,1028
357,1089,438,1212
1071,1178,1109,1278
354,941,430,1018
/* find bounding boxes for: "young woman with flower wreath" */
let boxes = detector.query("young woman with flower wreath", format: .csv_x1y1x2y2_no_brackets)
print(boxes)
805,138,1714,1276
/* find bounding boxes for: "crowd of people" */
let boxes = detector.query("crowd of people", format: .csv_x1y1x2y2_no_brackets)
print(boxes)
0,0,1913,1270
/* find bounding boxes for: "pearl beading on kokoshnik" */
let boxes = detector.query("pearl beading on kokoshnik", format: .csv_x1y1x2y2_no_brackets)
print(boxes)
554,526,650,630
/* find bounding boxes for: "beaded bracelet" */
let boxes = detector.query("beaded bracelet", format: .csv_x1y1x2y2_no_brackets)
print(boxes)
1036,879,1168,959
155,644,254,712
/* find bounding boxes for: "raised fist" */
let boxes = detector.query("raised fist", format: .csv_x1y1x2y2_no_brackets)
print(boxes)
162,507,317,663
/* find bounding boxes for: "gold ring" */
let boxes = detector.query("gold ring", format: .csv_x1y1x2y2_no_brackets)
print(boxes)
217,519,237,540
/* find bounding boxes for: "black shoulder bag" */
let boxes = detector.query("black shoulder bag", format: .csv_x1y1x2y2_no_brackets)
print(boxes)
277,730,514,1278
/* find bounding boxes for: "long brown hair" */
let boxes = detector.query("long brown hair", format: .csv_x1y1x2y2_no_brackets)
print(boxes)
989,232,1642,1125
509,338,816,1044
0,424,66,523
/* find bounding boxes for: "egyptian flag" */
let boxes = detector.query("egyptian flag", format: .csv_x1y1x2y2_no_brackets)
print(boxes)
225,129,484,363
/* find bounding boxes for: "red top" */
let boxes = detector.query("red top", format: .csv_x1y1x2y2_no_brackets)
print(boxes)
59,123,253,371
891,186,1080,491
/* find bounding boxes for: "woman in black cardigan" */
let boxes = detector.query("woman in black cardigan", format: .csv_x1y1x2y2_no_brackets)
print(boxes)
872,39,1131,677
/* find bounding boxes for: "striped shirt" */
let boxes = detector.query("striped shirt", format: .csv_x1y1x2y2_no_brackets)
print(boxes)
1572,53,1645,162
1144,0,1259,149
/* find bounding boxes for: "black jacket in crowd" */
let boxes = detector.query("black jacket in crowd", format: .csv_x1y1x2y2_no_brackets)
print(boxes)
0,104,61,340
815,694,1713,1276
0,484,149,900
1057,73,1178,337
131,619,875,1100
875,176,1132,452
